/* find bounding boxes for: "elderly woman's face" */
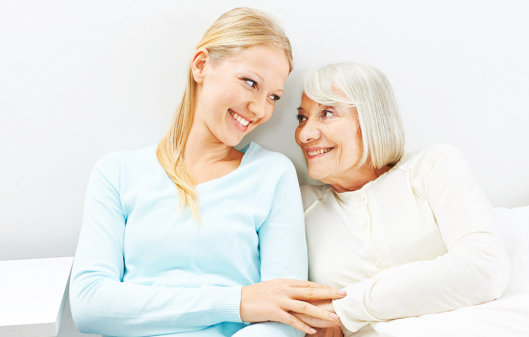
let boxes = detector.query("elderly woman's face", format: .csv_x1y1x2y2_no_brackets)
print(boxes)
295,94,363,186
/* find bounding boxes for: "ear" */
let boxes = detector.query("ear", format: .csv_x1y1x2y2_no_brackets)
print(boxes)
191,48,209,84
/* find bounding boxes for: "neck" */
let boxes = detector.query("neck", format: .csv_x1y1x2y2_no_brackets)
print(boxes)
328,165,391,193
183,121,239,170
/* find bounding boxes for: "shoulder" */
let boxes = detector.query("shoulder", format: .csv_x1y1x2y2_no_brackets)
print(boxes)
401,143,467,173
245,142,295,166
420,143,465,162
403,144,473,195
91,144,158,182
244,142,297,176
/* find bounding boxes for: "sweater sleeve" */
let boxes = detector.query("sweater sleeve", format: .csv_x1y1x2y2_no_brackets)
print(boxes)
234,156,307,337
70,155,242,336
333,144,511,333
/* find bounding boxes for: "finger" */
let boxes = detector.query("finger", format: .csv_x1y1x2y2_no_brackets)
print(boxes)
311,329,323,337
291,287,346,300
279,311,318,335
296,312,341,328
305,331,319,337
287,300,340,322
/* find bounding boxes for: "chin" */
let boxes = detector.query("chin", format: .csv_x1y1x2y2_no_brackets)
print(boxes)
221,136,244,147
307,168,325,183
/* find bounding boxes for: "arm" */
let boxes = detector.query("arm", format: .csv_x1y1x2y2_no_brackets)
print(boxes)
70,156,241,336
333,145,510,333
234,158,308,337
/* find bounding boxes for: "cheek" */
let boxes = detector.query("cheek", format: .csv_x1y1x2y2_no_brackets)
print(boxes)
223,86,243,104
207,80,241,104
354,129,363,151
343,133,363,163
331,125,357,153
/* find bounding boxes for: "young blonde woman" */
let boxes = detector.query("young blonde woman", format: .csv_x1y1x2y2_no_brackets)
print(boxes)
69,8,344,337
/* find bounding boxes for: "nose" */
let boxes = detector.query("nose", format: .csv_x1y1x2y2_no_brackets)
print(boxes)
247,95,268,119
297,118,321,143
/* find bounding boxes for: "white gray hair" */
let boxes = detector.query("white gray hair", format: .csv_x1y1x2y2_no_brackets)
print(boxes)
303,62,405,169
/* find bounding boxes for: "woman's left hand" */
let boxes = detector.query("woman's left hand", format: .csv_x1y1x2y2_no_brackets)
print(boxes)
295,300,341,328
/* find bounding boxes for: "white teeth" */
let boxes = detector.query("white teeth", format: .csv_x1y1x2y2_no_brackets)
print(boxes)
229,110,250,127
236,115,249,126
307,148,333,156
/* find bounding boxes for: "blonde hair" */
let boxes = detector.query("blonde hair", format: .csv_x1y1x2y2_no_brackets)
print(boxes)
157,7,293,221
303,62,405,169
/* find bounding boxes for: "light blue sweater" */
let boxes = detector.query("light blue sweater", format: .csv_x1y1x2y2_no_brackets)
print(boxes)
70,143,307,337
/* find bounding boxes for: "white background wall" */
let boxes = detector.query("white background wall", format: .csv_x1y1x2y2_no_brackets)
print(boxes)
1,0,528,336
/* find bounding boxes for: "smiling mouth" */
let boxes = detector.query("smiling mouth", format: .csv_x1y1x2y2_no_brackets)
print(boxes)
228,109,251,128
306,147,334,158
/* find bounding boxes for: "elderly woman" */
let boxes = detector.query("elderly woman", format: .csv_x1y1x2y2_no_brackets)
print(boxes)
294,62,511,337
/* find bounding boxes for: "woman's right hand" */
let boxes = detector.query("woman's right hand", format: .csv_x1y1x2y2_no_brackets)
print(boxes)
240,278,346,334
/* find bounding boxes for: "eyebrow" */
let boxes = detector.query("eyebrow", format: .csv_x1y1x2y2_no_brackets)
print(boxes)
247,70,284,93
297,102,329,110
247,71,264,82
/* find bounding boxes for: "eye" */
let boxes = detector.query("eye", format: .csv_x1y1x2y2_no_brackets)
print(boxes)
243,78,257,89
269,94,281,101
321,109,335,119
296,114,307,125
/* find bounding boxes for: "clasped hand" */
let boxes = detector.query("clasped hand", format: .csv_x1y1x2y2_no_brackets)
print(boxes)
240,279,345,334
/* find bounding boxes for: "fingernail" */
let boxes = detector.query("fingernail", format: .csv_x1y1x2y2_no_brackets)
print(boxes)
329,312,339,320
338,290,346,295
309,328,317,334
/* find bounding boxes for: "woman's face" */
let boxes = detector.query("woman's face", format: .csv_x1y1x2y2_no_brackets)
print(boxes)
193,45,290,146
295,94,364,188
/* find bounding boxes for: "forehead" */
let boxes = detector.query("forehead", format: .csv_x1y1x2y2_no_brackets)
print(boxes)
299,94,320,109
299,93,343,109
217,45,290,88
299,93,357,116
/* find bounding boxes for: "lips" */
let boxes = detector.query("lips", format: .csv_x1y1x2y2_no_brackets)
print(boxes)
306,147,334,159
228,108,252,131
